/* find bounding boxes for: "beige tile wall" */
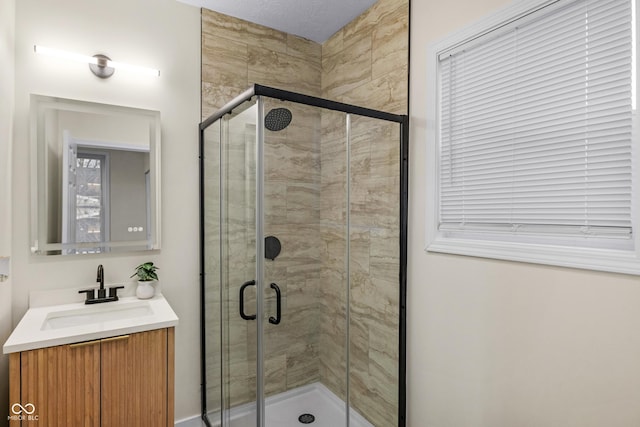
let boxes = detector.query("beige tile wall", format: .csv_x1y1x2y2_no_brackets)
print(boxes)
201,10,321,118
201,8,323,413
201,0,407,424
321,0,409,115
319,0,407,425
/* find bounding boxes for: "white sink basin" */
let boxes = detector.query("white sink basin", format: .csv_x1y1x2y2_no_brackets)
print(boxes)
42,301,153,330
4,295,178,354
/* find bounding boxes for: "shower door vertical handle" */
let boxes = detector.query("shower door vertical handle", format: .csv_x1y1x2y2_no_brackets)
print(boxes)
239,280,256,320
269,283,281,325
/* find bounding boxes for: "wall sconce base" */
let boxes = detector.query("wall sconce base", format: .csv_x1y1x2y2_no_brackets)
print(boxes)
89,54,115,78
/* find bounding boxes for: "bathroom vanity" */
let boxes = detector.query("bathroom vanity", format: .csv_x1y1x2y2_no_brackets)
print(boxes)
4,295,178,426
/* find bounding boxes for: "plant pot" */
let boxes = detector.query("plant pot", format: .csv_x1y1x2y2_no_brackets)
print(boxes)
136,280,156,299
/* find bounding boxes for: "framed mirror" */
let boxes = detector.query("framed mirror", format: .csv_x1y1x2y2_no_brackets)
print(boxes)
30,95,161,255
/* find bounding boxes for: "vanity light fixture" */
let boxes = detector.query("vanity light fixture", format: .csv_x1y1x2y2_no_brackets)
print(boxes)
34,45,160,78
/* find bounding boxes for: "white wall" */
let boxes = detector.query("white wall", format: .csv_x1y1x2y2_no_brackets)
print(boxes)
12,0,201,420
409,1,640,426
0,0,15,421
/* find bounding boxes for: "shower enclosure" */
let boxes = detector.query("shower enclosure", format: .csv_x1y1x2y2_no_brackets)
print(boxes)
199,85,408,427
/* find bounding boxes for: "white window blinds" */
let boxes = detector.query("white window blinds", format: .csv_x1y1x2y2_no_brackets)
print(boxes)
438,0,633,243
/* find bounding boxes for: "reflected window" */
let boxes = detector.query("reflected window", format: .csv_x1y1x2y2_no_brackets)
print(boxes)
65,150,110,254
75,152,109,252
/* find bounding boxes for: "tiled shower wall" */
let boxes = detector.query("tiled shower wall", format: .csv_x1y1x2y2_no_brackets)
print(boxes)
319,1,408,425
201,8,323,412
321,0,409,114
201,10,322,120
201,0,408,424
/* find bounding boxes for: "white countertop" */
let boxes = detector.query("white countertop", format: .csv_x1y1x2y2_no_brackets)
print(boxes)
3,294,179,354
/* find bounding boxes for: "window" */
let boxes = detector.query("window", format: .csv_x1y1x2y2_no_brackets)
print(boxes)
426,0,639,274
63,148,110,255
75,152,108,249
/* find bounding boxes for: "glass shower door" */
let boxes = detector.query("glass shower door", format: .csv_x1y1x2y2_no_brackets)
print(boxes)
201,87,406,427
203,99,260,427
224,101,260,426
260,98,350,427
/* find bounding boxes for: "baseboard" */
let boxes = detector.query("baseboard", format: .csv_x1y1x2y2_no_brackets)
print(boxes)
175,414,205,427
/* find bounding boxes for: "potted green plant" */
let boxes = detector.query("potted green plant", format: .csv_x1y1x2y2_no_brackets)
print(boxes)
131,262,159,299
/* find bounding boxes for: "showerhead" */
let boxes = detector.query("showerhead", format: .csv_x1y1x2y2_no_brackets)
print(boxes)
264,107,292,131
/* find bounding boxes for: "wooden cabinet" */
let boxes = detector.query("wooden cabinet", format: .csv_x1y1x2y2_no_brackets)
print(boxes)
9,328,174,427
12,336,101,426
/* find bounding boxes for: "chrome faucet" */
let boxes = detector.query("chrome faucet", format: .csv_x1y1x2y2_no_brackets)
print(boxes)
79,264,124,304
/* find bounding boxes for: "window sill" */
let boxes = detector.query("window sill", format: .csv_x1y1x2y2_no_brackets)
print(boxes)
426,236,640,276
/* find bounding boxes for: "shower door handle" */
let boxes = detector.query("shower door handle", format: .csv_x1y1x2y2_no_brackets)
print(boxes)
239,280,256,320
269,283,281,325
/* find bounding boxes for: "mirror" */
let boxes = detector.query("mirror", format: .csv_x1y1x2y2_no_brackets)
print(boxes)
30,95,161,255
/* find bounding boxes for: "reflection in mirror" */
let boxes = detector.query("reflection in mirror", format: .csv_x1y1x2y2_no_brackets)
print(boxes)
31,95,161,255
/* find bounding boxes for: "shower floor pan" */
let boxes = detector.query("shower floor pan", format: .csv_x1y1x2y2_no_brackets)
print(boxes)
208,382,374,427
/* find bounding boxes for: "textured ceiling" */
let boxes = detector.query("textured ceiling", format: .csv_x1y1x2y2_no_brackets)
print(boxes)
177,0,378,43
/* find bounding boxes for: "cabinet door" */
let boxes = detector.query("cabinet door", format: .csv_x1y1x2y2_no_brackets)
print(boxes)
100,329,169,427
19,340,101,427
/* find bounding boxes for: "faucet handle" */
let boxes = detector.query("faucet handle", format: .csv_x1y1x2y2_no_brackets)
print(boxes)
79,288,95,301
108,285,125,299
